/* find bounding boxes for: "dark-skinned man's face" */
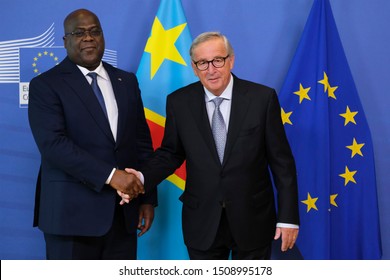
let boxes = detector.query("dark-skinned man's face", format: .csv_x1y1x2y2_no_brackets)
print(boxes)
63,10,105,70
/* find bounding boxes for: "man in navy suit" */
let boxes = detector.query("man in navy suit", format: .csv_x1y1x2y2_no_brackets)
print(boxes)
122,32,300,260
28,9,156,259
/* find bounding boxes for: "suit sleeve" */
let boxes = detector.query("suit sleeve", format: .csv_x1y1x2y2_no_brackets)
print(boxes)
28,76,113,192
265,91,300,225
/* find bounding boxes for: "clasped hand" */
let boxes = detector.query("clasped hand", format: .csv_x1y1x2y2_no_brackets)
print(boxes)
109,169,143,203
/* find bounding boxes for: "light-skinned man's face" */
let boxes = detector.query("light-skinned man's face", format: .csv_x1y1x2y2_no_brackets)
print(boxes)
63,10,105,71
191,38,235,96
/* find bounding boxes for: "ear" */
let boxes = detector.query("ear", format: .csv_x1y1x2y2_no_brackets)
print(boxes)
228,54,235,70
63,36,72,51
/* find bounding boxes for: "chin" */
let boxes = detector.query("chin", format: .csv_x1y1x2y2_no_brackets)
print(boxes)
82,58,100,69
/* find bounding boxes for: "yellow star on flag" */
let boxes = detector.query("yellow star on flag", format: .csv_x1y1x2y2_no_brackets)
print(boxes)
294,83,311,104
339,166,357,186
318,72,338,99
145,16,187,79
339,106,358,126
318,71,329,92
301,193,318,212
281,108,293,125
330,194,338,207
346,138,365,158
327,84,338,99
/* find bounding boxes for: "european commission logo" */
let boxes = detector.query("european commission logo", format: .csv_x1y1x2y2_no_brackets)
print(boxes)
0,23,117,108
19,47,66,107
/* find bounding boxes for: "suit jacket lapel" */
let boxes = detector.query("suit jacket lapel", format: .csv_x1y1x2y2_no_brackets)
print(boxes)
188,83,221,164
104,63,127,145
60,57,114,142
188,77,251,166
223,76,250,165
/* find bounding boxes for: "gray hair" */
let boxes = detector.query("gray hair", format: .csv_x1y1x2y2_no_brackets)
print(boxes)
190,31,234,60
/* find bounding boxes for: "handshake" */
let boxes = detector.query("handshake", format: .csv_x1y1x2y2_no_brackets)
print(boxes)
109,168,143,205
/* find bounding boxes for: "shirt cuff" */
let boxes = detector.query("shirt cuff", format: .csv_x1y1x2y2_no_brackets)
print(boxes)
106,168,116,184
276,223,299,229
139,171,145,185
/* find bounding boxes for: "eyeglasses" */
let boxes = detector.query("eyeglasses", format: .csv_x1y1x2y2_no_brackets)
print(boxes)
64,29,103,38
193,55,230,71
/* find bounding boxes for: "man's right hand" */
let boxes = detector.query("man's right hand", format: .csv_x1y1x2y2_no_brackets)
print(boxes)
109,169,145,199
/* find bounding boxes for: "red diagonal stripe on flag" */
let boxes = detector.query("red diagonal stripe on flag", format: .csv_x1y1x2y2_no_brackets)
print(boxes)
145,108,186,190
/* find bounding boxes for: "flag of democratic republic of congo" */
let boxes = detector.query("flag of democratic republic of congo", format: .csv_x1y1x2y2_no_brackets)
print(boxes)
136,0,197,259
278,0,381,259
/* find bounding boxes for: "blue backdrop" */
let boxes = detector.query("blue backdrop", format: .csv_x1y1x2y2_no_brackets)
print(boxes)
0,0,388,260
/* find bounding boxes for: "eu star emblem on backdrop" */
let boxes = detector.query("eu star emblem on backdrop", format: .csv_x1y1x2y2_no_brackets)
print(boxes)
19,47,66,107
136,0,197,259
278,0,382,259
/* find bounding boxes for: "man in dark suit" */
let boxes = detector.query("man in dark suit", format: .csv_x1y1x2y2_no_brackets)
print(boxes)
28,9,156,259
122,32,299,260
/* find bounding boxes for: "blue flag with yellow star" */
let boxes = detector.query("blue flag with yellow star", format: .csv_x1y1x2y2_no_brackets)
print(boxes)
278,0,381,259
136,0,197,259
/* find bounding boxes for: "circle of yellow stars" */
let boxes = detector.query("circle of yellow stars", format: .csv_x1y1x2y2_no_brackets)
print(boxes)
281,71,366,213
32,50,60,75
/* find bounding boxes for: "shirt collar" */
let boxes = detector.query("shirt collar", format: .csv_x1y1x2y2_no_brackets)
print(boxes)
77,62,109,81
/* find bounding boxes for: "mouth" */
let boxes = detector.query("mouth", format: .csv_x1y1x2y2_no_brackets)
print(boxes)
81,45,97,52
207,76,220,83
81,47,96,52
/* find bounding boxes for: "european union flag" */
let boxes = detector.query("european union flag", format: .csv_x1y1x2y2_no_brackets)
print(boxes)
136,0,197,259
278,0,382,259
19,47,66,82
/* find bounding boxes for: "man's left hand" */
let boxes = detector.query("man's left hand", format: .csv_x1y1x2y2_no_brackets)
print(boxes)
274,227,299,251
138,204,154,237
